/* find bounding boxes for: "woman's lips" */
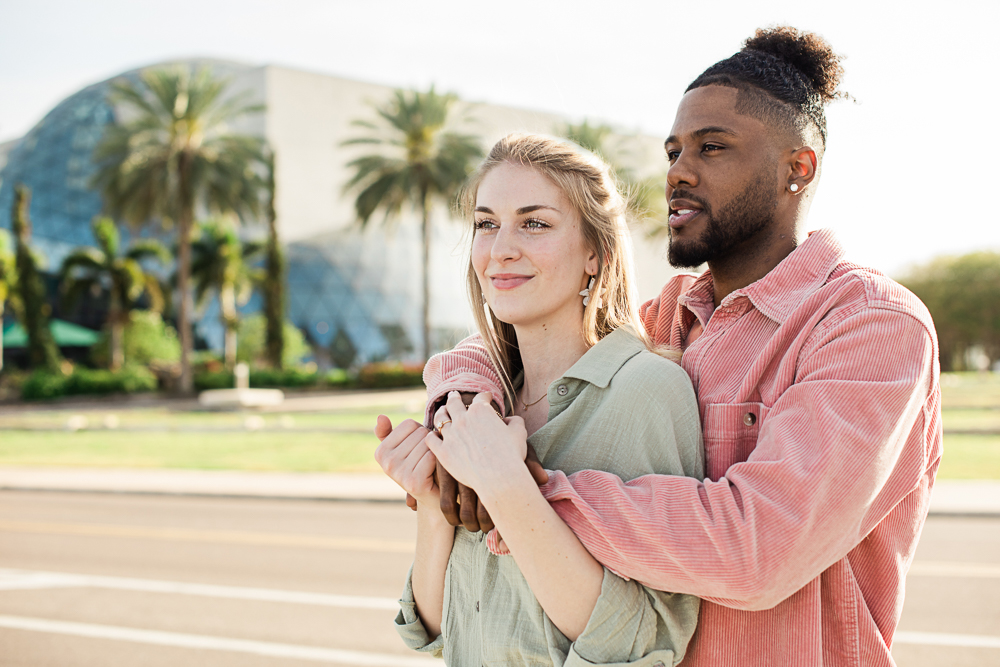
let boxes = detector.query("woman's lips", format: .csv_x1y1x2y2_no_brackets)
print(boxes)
490,274,532,290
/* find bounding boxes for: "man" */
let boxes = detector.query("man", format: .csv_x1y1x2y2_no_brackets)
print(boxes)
400,26,941,666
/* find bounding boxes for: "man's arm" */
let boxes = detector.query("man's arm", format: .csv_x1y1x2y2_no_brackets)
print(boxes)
422,334,505,425
540,307,940,610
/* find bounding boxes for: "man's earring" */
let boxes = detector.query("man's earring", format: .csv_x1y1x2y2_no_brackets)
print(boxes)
790,183,800,193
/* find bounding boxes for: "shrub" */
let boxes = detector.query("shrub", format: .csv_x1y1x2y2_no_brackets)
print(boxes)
194,367,322,390
325,368,351,387
236,315,309,368
250,367,318,388
194,370,235,391
356,361,425,389
91,311,180,368
66,366,157,395
21,370,70,400
21,365,157,400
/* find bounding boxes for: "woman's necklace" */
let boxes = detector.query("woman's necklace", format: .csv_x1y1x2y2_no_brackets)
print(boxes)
519,387,547,411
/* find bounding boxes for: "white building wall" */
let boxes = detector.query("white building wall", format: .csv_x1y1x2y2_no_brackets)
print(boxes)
260,65,684,344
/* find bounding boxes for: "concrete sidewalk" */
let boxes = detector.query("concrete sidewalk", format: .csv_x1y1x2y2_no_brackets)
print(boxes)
0,466,998,515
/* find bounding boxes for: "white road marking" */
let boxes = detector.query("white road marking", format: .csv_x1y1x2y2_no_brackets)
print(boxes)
908,561,1000,578
0,569,398,610
0,519,415,552
895,631,1000,649
0,615,437,666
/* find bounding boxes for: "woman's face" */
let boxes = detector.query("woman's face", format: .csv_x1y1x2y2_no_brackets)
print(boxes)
472,163,597,329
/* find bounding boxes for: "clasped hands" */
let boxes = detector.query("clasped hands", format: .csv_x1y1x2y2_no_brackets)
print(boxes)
374,391,548,532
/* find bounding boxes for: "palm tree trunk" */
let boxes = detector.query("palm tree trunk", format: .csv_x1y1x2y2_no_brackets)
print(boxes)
176,154,195,394
221,284,237,370
109,290,124,371
0,303,5,373
420,190,431,361
264,153,284,369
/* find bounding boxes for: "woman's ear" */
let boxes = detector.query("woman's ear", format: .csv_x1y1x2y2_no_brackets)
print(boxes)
585,250,599,277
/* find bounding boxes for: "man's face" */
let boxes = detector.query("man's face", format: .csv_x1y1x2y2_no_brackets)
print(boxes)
664,85,782,269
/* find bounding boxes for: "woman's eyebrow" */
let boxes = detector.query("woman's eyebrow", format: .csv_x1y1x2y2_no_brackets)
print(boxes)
516,204,559,215
475,204,561,215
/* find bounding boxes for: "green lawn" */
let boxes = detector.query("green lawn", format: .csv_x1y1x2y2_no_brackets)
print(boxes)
938,434,1000,479
0,409,423,432
0,429,388,472
0,372,997,478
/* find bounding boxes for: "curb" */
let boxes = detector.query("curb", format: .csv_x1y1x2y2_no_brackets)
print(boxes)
0,468,997,515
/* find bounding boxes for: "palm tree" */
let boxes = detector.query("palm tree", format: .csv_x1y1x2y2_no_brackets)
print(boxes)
342,87,482,361
561,120,670,235
0,229,17,372
91,65,266,392
189,219,261,370
261,150,285,369
11,185,61,371
58,217,169,370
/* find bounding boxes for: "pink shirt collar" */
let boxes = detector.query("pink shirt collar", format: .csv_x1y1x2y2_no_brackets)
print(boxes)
678,228,845,325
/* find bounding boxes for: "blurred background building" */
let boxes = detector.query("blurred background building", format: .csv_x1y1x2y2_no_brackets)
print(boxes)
0,59,680,366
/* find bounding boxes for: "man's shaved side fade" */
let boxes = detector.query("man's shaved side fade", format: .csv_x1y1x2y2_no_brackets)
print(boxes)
686,26,847,157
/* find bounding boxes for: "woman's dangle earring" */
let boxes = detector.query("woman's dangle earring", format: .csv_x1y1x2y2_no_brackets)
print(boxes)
579,277,605,308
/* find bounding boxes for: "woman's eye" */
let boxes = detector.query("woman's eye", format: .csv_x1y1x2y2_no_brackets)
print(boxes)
524,218,549,229
475,219,498,231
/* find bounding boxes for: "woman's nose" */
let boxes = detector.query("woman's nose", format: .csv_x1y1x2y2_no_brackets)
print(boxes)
491,225,520,262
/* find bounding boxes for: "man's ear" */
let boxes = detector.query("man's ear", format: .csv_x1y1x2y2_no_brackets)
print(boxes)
787,146,817,194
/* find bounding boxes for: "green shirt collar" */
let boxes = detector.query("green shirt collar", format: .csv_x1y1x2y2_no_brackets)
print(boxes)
560,327,646,389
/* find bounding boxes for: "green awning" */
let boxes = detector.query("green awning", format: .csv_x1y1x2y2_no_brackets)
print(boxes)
3,319,101,348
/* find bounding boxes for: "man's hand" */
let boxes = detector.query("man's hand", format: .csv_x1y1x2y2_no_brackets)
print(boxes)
439,442,549,532
429,391,548,531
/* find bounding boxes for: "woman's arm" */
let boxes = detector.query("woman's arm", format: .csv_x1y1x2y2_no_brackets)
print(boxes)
374,416,454,636
410,502,453,636
424,393,604,640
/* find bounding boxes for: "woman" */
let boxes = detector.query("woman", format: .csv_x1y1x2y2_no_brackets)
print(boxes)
375,134,703,666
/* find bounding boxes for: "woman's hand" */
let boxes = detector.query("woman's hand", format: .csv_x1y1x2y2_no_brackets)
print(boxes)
373,416,439,505
426,392,528,494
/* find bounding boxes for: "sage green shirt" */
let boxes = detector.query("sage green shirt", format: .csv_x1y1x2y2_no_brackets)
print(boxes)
395,328,705,666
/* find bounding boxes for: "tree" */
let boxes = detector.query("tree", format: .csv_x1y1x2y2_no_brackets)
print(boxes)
10,185,61,371
0,229,17,372
262,150,285,369
58,217,169,370
189,219,261,370
92,66,266,392
900,252,1000,371
342,87,482,360
560,120,670,235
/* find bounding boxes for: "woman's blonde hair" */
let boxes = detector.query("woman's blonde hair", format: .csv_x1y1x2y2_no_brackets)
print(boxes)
460,133,677,405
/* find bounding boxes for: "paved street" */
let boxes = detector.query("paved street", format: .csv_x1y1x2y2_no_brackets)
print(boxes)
0,490,997,666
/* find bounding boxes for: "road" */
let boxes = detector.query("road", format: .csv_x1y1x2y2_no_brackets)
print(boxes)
0,491,997,666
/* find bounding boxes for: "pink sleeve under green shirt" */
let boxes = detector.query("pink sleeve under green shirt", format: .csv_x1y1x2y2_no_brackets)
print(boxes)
422,229,943,667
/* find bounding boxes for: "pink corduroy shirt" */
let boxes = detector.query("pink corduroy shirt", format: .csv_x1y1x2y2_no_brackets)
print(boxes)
423,229,942,667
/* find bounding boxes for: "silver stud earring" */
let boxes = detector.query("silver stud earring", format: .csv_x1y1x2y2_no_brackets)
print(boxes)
790,183,800,193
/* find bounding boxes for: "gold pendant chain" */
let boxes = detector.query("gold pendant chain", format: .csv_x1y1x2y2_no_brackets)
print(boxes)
519,388,547,411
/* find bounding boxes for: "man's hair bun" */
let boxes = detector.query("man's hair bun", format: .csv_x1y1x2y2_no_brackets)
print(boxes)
743,26,845,103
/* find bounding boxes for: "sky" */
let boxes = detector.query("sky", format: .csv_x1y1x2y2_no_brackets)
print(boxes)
1,0,997,278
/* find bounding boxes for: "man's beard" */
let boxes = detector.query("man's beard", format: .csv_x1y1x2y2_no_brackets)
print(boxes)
668,169,779,269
